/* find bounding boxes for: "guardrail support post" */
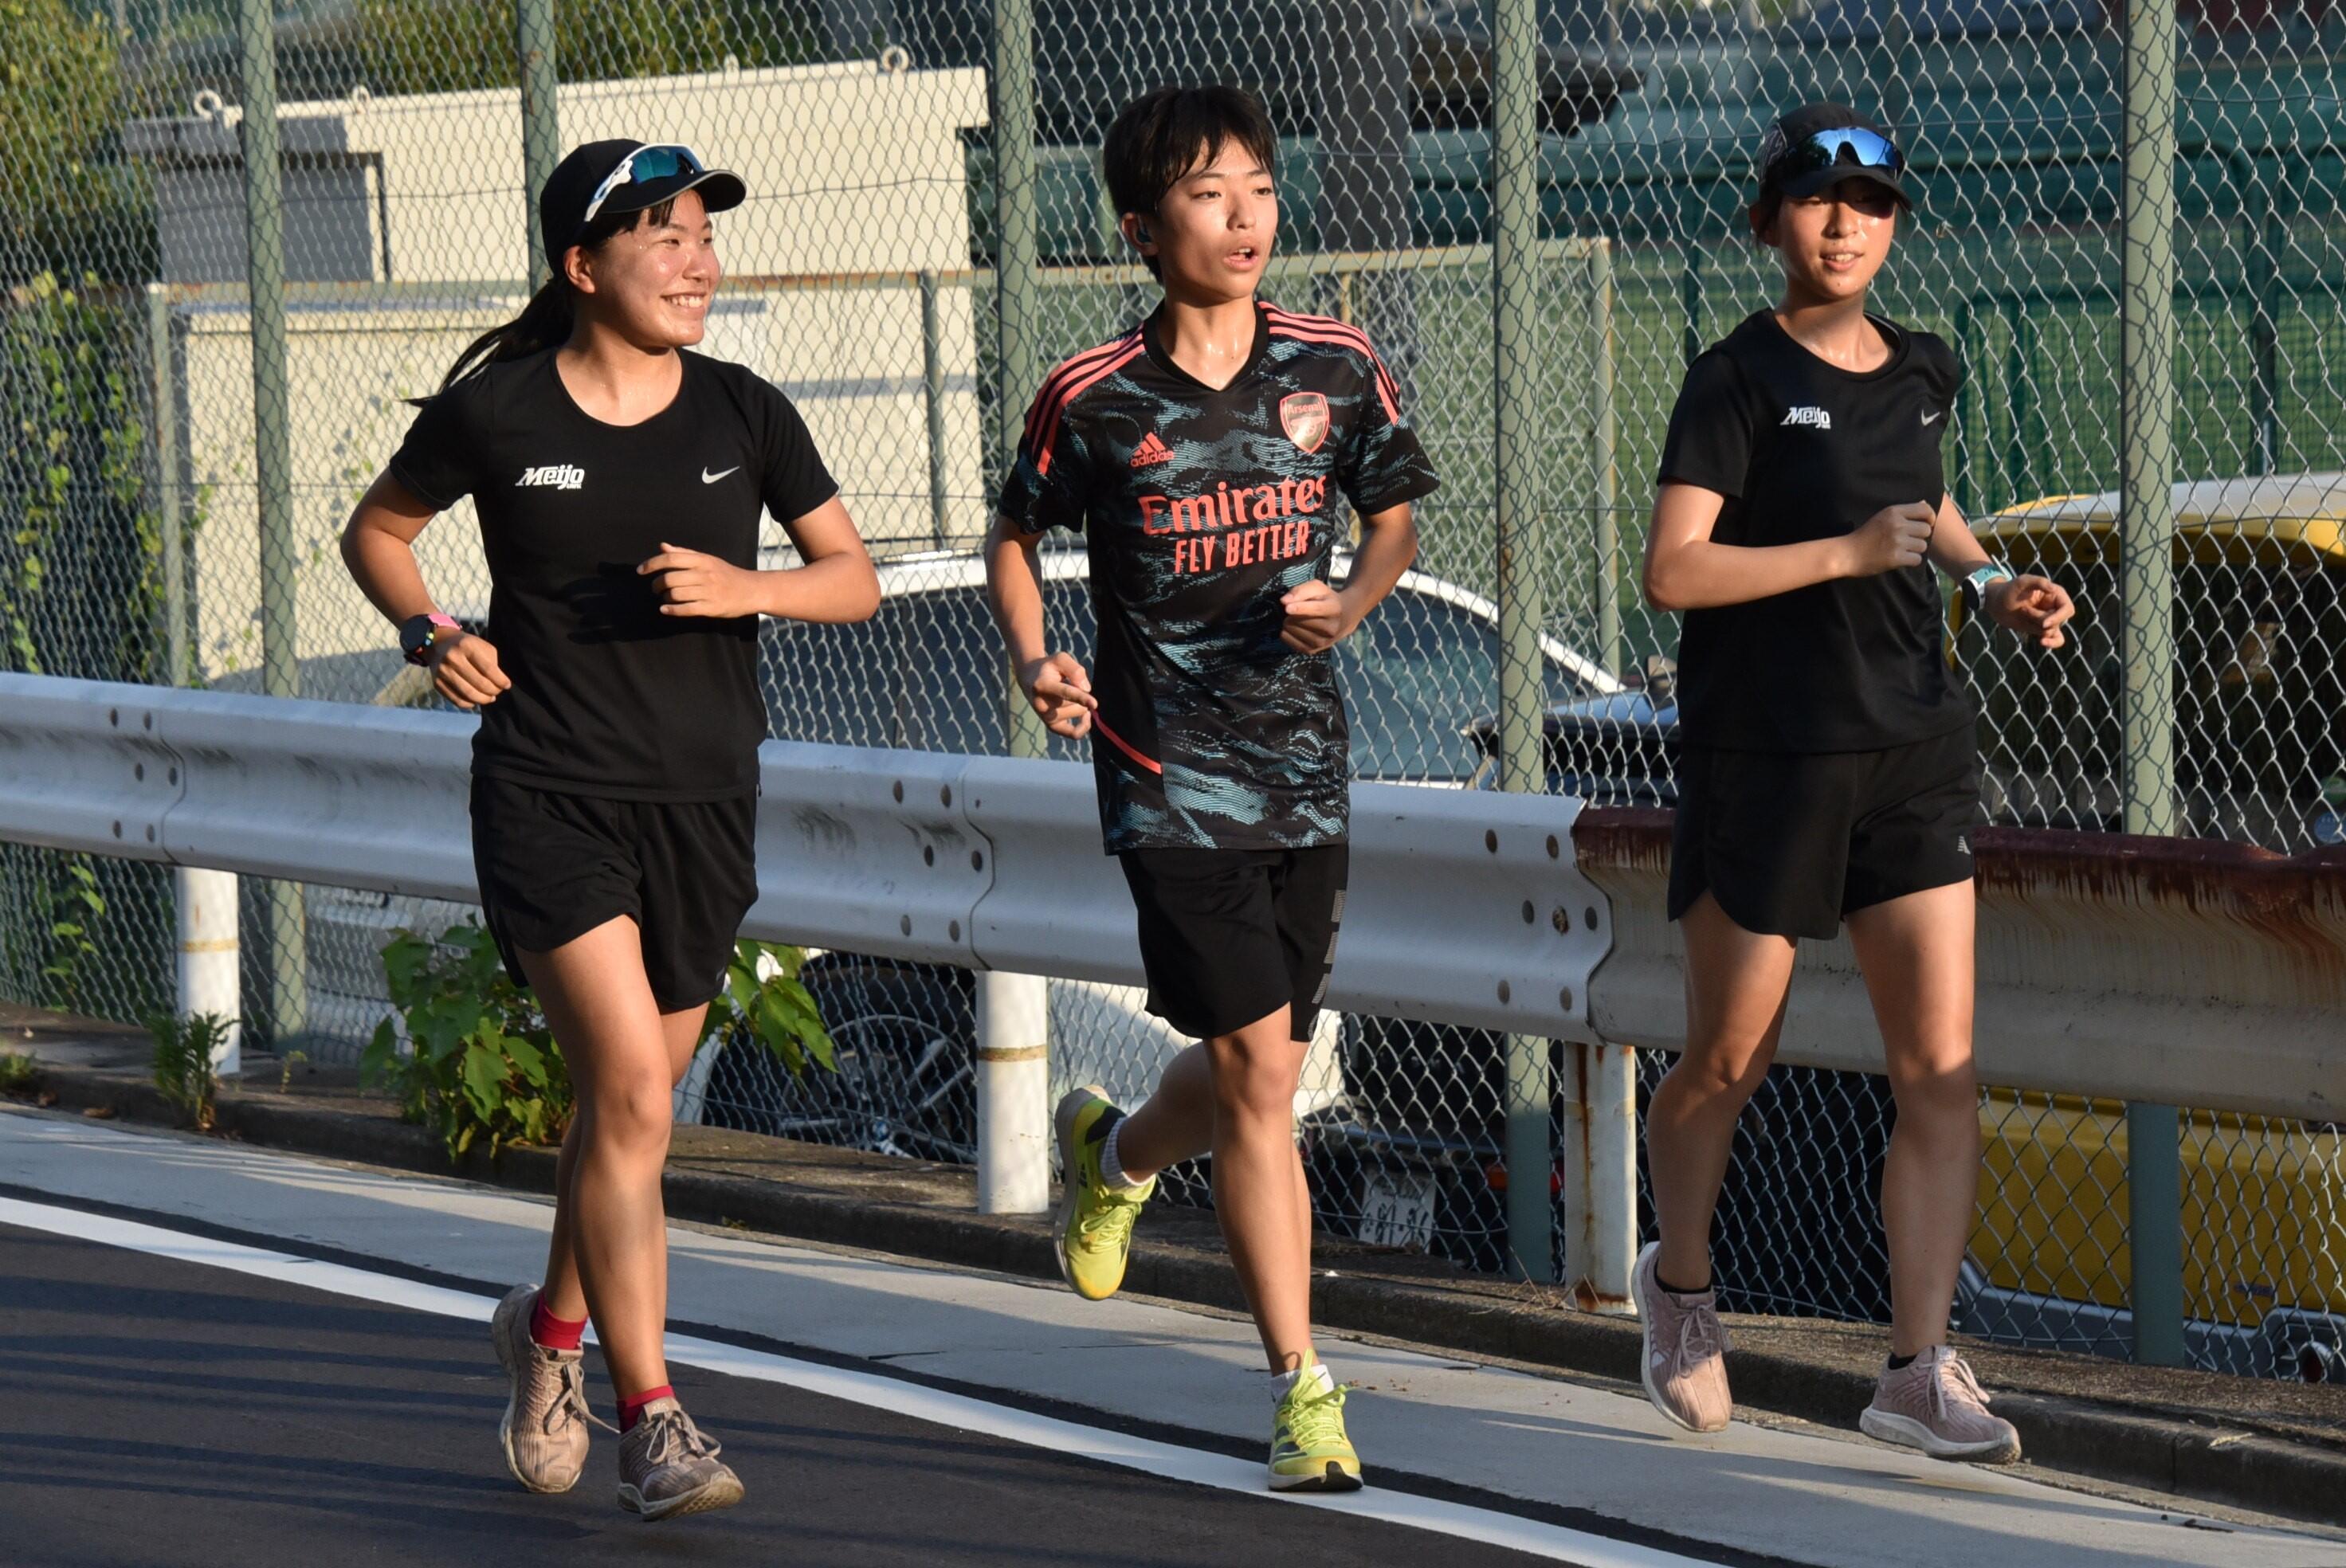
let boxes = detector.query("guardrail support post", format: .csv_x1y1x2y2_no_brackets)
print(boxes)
1493,0,1553,1284
1559,1040,1635,1312
177,868,242,1078
976,970,1050,1213
514,0,562,290
234,0,304,1052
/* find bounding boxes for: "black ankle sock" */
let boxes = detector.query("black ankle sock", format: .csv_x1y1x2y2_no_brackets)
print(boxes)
1887,1352,1917,1371
1655,1272,1708,1298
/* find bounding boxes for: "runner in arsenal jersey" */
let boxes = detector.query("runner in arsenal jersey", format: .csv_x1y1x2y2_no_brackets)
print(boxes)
987,84,1437,1493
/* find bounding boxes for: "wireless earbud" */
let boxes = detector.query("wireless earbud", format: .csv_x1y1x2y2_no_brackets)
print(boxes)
1133,220,1152,244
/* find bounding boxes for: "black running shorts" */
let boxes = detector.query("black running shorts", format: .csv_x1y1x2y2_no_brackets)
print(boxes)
469,776,757,1012
1116,845,1348,1042
1666,725,1981,941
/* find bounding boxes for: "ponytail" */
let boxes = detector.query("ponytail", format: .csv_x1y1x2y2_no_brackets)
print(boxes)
422,194,684,401
434,278,576,395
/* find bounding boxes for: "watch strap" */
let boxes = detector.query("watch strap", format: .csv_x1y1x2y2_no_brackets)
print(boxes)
1962,562,2014,613
401,611,461,665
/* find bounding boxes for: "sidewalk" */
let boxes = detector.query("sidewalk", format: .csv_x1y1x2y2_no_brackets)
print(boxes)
3,1004,2340,1531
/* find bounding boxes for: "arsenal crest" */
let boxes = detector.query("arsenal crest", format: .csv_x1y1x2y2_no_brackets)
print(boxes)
1280,391,1330,453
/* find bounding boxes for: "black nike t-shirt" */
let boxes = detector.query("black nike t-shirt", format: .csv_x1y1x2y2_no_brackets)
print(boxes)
998,301,1439,852
389,347,837,800
1656,309,1976,753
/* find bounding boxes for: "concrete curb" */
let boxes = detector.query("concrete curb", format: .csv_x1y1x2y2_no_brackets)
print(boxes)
18,1063,2344,1530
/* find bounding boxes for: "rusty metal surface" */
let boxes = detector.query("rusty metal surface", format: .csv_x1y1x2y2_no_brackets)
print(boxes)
1573,809,2346,1121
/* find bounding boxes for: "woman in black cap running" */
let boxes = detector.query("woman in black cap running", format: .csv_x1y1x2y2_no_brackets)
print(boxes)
1631,104,2073,1462
341,139,879,1520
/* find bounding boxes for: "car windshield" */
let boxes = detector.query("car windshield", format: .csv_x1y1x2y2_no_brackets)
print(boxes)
1343,588,1591,781
761,569,1597,783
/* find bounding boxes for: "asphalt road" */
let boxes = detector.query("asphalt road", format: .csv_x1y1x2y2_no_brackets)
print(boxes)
10,1108,2344,1568
2,1219,1573,1568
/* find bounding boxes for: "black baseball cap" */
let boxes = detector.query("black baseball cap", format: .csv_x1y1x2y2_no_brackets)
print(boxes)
1756,104,1910,206
538,139,747,272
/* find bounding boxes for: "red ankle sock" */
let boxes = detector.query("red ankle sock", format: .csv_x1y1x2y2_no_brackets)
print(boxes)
618,1385,675,1433
528,1297,587,1352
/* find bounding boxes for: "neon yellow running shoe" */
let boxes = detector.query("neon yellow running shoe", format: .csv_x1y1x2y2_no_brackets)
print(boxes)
1269,1354,1363,1492
1053,1084,1154,1301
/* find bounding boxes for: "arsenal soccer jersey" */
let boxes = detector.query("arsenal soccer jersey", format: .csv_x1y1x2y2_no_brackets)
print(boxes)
998,302,1439,852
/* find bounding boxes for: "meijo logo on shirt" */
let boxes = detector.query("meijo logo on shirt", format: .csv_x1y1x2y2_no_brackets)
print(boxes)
516,465,586,490
1780,406,1833,430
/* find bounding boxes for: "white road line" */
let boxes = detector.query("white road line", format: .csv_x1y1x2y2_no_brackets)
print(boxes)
1,1193,1723,1568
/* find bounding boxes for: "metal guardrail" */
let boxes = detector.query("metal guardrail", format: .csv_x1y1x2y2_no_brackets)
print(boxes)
5,674,2342,1331
1575,812,2346,1125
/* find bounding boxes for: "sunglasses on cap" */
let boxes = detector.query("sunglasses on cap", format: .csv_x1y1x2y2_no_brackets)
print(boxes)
1764,125,1906,186
583,143,710,224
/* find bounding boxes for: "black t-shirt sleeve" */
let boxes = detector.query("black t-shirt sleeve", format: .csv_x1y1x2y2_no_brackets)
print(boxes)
1656,350,1756,499
996,390,1093,535
386,380,486,512
754,380,840,524
1336,343,1440,515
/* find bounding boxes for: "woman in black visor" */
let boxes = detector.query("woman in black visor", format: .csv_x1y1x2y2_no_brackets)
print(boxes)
1630,104,2074,1464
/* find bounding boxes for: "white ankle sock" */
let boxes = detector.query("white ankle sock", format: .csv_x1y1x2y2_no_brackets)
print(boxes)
1273,1359,1334,1401
1100,1116,1144,1190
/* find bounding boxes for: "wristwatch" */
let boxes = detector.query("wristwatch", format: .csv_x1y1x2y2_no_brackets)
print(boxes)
1960,562,2014,615
399,611,462,666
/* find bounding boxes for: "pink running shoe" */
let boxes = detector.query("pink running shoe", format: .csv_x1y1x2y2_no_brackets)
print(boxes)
1630,1241,1733,1433
1860,1345,2022,1463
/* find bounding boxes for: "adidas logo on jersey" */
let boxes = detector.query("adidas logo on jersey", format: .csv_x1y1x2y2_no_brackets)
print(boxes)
1780,406,1833,430
516,464,586,490
1129,432,1173,468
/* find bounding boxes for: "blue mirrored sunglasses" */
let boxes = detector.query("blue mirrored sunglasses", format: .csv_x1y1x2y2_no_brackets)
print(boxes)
1772,126,1905,182
583,144,708,223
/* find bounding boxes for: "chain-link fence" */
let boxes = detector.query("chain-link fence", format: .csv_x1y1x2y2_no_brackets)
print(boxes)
2,0,2338,1380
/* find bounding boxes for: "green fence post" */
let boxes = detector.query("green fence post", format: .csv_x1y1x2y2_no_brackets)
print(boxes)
1588,240,1620,684
1493,0,1553,1286
2120,0,2186,1369
992,0,1049,761
2240,163,2279,476
235,0,304,1052
146,284,186,689
1952,299,1978,516
922,269,951,549
514,0,561,290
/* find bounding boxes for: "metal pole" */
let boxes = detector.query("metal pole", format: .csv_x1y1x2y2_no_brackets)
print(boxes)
981,0,1053,1203
1493,0,1552,1284
922,269,951,548
1588,241,1620,684
514,0,562,289
146,284,186,690
151,282,243,1074
235,0,304,1051
2120,0,2185,1368
976,971,1051,1213
992,0,1049,759
1558,1041,1635,1313
2242,171,2280,476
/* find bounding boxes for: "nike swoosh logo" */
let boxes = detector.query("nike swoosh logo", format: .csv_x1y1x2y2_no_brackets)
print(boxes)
1920,411,1944,425
702,465,741,484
